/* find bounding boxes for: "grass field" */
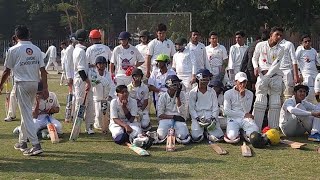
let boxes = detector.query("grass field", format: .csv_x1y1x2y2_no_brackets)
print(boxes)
0,72,320,179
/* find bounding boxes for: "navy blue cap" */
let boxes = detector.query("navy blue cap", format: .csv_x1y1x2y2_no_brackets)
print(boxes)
95,56,107,64
118,31,131,40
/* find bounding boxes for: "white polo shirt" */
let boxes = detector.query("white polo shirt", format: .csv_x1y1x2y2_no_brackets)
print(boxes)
65,44,75,79
111,44,144,78
147,38,176,66
172,48,196,75
295,45,318,75
228,43,248,72
86,43,112,65
206,43,228,67
187,42,210,72
136,43,148,74
157,91,186,119
5,41,45,82
92,69,116,101
45,45,57,59
110,97,138,124
33,92,60,111
148,69,176,101
127,82,149,108
279,39,297,70
73,44,88,79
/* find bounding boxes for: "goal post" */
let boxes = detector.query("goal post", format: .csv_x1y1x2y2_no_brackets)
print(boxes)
125,12,192,43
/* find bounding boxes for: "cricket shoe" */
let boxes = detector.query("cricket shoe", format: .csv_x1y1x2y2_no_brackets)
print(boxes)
4,116,16,122
133,134,154,150
86,125,95,135
13,126,20,135
23,144,43,156
146,131,161,144
14,142,28,152
308,133,320,142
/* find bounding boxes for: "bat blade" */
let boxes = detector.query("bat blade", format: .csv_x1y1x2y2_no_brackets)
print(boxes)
69,104,85,141
46,116,59,143
64,94,73,122
100,100,109,134
209,141,227,155
280,139,306,149
166,128,176,152
126,142,150,156
241,142,252,157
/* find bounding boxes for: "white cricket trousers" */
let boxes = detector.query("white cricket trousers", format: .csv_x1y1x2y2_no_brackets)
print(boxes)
109,122,141,140
16,81,39,145
7,84,17,118
157,119,189,140
45,57,59,72
94,100,110,129
226,118,259,140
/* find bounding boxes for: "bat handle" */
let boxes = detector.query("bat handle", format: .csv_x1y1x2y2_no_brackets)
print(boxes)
46,115,52,123
83,92,88,105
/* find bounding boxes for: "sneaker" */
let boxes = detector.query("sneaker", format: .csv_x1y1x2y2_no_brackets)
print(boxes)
4,116,16,122
13,126,20,135
57,72,62,74
14,142,28,152
308,133,320,142
86,125,95,135
23,144,43,156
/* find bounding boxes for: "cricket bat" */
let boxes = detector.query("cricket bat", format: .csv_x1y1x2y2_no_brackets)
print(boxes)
64,93,73,122
209,140,227,155
69,92,87,141
125,142,150,156
241,142,252,157
280,139,306,149
46,115,59,143
101,100,109,134
166,127,176,152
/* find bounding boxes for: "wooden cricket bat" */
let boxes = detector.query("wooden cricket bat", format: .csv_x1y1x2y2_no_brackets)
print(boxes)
280,139,306,149
64,93,73,122
46,115,59,143
209,140,227,155
69,92,87,141
125,142,150,156
100,100,109,134
241,142,252,157
166,127,176,152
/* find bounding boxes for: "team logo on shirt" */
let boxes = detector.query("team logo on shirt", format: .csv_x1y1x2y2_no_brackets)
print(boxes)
26,48,33,55
49,99,53,103
120,57,132,70
130,51,134,55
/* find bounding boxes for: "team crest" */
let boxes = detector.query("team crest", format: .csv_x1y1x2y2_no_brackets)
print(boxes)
26,48,33,55
130,51,134,55
120,57,132,70
49,99,53,103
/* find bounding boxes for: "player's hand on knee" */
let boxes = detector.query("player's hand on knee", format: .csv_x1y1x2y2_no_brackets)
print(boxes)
173,115,185,122
124,124,133,133
311,111,320,118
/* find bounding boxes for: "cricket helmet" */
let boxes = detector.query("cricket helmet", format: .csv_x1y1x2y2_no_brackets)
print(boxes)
89,29,101,39
249,131,268,148
75,29,87,41
155,54,170,62
265,128,281,145
118,31,131,40
165,75,182,88
95,56,107,64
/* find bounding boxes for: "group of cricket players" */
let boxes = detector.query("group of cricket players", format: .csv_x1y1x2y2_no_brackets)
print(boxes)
2,23,320,156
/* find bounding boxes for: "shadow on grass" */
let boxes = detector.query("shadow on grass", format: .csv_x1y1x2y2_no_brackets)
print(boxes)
0,150,224,179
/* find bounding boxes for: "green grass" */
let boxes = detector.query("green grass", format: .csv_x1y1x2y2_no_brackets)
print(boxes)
1,72,320,179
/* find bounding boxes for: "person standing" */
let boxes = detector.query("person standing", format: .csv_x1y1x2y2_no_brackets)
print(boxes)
0,25,49,156
135,30,150,77
59,42,67,85
45,42,60,74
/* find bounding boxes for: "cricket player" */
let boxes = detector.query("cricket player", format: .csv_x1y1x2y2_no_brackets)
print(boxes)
224,72,259,143
45,42,60,74
13,82,63,137
146,23,176,78
279,38,299,101
155,75,191,144
73,29,95,134
60,41,67,86
110,31,144,86
209,79,227,129
187,30,212,79
0,25,49,156
252,27,285,130
148,54,176,112
92,56,116,130
279,84,320,141
65,37,75,91
109,85,153,149
135,30,150,76
295,34,319,103
227,31,248,85
189,69,224,142
127,68,151,131
206,31,228,81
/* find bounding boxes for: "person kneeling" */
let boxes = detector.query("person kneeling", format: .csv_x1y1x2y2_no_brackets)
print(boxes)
109,85,153,149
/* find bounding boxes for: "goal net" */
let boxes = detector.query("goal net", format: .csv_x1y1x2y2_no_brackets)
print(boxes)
126,12,192,44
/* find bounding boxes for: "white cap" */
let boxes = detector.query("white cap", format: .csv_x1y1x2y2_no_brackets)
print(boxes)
235,72,248,82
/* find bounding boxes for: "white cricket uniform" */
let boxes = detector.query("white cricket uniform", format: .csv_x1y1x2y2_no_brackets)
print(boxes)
147,38,176,69
111,44,144,86
128,82,150,129
92,69,116,129
206,43,228,77
224,88,258,140
136,43,148,75
217,92,227,129
86,43,112,65
65,44,75,80
189,86,224,141
279,96,320,136
157,92,190,141
6,82,17,119
296,46,318,103
252,40,285,129
32,92,62,134
187,42,212,74
60,48,67,84
73,43,94,131
5,41,45,145
147,69,176,110
45,45,59,71
228,43,248,74
314,73,320,94
279,39,297,99
109,97,141,140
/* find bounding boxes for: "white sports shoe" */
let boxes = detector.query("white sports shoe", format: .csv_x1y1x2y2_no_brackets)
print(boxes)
87,127,95,135
13,126,20,135
4,116,16,122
